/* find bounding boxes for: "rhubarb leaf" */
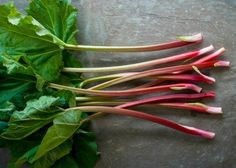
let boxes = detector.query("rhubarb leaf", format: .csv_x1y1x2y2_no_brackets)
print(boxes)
0,3,64,81
53,90,76,108
52,156,79,168
1,53,34,76
0,101,15,121
0,96,62,140
16,140,72,168
73,131,100,168
0,121,8,134
27,0,78,44
33,109,82,161
32,140,72,168
0,135,42,167
0,74,34,104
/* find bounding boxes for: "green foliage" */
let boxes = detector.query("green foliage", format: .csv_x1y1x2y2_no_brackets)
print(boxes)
73,131,100,168
0,0,99,167
1,96,62,140
52,156,79,168
27,0,78,44
0,3,64,82
33,109,82,161
16,140,73,168
0,101,15,121
0,74,34,104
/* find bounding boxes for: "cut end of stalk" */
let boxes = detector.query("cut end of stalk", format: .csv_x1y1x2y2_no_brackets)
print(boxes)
170,84,202,93
218,47,226,53
182,125,215,139
205,91,216,97
214,61,230,67
192,66,216,84
207,107,223,114
187,103,222,114
177,33,203,42
198,45,214,55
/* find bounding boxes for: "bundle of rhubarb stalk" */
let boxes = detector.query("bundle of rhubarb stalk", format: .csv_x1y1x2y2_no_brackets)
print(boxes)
0,0,230,168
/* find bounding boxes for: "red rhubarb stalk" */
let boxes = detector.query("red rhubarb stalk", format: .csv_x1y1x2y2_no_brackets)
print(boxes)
72,106,215,139
48,83,202,97
76,101,222,114
117,91,215,108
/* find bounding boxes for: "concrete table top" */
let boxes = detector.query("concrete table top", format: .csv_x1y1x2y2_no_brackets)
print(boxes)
0,0,236,168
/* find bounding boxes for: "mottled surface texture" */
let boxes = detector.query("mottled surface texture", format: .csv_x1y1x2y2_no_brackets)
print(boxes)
1,0,236,168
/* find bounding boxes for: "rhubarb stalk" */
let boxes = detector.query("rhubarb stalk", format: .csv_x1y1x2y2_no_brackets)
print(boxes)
69,106,215,139
62,45,213,73
64,33,203,52
89,60,229,90
49,83,202,97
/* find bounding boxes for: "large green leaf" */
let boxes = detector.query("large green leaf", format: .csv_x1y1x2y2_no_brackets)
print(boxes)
1,53,34,76
16,140,72,168
0,74,34,104
1,96,62,140
0,101,15,121
33,109,82,161
0,3,64,81
0,121,8,134
0,137,41,168
52,156,79,168
32,141,72,168
73,131,100,168
27,0,82,84
27,0,78,44
53,90,76,108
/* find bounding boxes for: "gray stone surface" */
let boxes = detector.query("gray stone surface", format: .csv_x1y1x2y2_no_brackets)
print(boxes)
1,0,236,168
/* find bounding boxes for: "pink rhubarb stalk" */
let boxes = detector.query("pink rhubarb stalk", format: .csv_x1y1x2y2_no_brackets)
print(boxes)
72,106,215,139
48,83,202,97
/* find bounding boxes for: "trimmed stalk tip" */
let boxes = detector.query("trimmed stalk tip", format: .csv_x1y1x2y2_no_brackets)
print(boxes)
177,33,203,42
198,45,214,55
214,61,230,67
207,107,223,114
182,125,215,139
